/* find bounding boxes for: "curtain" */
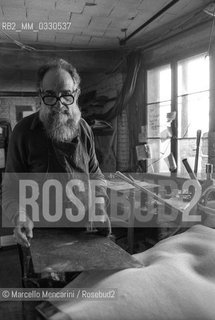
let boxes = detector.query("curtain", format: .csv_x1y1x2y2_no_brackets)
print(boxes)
102,51,143,122
113,51,145,170
95,51,145,172
125,52,146,170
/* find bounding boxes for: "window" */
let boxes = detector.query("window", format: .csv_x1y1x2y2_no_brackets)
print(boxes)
177,54,209,175
147,64,171,173
146,53,209,175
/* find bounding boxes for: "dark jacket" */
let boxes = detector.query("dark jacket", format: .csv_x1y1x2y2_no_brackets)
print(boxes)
2,112,107,225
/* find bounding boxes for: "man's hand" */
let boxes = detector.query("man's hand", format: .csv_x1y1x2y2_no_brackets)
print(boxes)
13,214,34,247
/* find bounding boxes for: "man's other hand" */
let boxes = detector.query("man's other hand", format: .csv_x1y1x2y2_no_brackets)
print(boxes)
13,214,34,247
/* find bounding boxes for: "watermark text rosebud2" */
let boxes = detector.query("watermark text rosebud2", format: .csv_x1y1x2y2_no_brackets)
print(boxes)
2,173,203,228
17,178,106,227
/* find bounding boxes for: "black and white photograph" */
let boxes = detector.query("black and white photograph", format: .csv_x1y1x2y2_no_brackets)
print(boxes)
1,0,215,319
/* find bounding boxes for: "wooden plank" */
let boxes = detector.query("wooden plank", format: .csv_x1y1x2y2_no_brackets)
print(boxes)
30,229,143,273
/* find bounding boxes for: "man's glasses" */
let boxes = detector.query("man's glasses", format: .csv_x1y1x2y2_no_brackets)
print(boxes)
40,92,76,106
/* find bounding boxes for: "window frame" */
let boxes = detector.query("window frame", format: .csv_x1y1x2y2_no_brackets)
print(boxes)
145,51,210,175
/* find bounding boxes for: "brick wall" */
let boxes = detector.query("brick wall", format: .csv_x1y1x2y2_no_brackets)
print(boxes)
0,97,39,129
0,69,38,127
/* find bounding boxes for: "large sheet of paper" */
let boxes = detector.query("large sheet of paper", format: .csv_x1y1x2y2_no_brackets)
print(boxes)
36,225,215,320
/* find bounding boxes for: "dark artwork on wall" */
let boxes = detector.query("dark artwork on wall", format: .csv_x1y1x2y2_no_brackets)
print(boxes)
15,105,34,123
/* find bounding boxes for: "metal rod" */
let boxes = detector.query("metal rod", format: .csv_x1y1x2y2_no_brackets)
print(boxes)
182,158,197,180
194,130,201,174
115,171,183,214
120,0,180,45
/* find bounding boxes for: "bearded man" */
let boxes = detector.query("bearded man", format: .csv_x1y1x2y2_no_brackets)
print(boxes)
3,58,110,248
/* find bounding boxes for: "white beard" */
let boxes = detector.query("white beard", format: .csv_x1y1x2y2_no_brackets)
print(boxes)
39,103,81,143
